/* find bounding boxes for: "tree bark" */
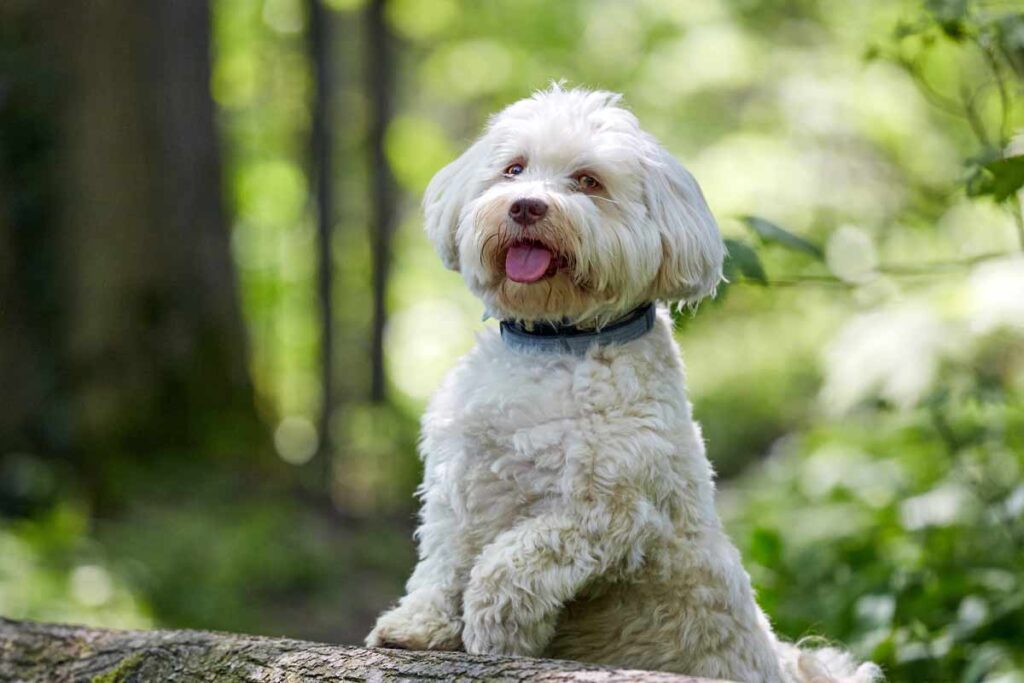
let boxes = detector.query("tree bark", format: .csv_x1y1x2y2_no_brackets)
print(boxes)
57,0,258,462
0,1,70,491
0,618,721,682
0,0,266,510
366,0,399,404
306,0,338,488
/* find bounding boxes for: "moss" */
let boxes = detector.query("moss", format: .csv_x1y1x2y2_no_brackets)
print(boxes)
90,653,145,683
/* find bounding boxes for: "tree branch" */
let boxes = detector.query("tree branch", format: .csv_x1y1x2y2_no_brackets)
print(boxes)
733,250,1019,288
0,618,719,682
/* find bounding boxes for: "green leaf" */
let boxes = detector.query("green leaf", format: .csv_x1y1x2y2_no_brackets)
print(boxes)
925,0,969,41
966,155,1024,202
740,216,824,260
724,238,768,285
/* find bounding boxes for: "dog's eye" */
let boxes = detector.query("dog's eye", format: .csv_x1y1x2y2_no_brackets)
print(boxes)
503,163,525,177
575,174,601,192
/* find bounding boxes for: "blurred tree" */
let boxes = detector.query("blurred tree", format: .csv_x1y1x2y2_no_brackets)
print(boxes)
366,0,398,403
306,0,338,487
0,0,265,510
0,1,66,515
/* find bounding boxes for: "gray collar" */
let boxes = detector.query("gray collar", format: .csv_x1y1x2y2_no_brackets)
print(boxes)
499,303,657,357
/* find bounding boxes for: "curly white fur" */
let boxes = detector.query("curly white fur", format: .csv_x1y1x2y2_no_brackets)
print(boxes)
367,86,881,683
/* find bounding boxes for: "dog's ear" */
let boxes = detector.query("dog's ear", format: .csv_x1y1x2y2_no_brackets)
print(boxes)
642,142,724,304
423,136,491,271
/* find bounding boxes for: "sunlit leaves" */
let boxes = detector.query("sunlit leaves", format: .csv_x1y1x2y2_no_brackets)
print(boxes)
422,39,516,99
216,0,319,422
873,0,1024,225
740,215,824,260
236,160,308,227
825,225,878,285
212,52,259,108
262,0,304,34
386,0,457,40
0,512,152,629
726,383,1024,680
385,116,455,193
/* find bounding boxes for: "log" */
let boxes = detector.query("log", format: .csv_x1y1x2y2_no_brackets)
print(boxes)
0,618,723,682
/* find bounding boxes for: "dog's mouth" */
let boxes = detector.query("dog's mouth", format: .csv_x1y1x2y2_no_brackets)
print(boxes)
503,240,567,283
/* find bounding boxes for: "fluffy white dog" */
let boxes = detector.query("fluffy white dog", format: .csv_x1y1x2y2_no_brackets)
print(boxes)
367,86,880,683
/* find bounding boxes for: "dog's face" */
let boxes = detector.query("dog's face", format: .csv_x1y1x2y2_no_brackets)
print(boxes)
424,87,724,324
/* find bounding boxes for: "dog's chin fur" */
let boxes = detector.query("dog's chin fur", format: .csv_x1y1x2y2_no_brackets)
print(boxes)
494,275,596,323
367,85,881,683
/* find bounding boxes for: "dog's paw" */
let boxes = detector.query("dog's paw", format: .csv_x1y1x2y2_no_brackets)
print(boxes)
461,582,553,657
366,596,463,651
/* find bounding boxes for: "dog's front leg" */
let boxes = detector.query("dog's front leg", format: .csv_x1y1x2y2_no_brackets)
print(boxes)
366,490,467,650
462,504,652,657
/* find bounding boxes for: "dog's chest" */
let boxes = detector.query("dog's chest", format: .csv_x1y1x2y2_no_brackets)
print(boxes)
466,375,577,495
429,352,590,520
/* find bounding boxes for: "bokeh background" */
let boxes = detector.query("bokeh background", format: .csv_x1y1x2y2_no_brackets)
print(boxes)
2,0,1023,680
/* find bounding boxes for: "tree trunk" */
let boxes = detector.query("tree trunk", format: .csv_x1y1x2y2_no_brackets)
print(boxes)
0,1,70,509
0,618,719,683
307,0,338,490
58,0,257,459
0,0,265,508
366,0,398,404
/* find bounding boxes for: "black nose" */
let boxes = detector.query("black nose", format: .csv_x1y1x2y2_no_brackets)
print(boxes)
508,198,548,226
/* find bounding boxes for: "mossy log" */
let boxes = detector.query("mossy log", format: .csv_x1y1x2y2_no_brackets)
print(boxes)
0,618,723,682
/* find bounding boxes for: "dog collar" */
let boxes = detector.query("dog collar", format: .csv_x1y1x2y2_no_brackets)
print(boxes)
499,303,657,357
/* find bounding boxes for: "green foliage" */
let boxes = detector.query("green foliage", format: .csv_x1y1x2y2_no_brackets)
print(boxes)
725,384,1024,681
0,505,150,629
926,0,970,40
740,216,825,260
714,5,1024,678
968,155,1024,202
723,238,768,286
98,495,413,640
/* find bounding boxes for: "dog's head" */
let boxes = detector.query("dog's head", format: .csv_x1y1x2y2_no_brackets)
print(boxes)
424,85,724,324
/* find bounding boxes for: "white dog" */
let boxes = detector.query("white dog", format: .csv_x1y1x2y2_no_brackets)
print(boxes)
367,86,880,683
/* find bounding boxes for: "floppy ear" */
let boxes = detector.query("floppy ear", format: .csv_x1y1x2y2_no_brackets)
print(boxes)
643,142,724,303
423,136,491,271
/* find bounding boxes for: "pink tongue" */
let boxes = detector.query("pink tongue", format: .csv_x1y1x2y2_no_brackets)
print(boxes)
505,244,553,283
